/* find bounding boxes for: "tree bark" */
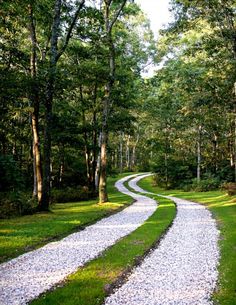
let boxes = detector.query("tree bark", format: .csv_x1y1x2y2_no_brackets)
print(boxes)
91,84,98,191
131,133,139,170
41,0,61,210
39,0,85,210
95,132,102,191
126,134,130,169
197,125,202,182
119,131,124,173
28,4,43,204
99,0,127,203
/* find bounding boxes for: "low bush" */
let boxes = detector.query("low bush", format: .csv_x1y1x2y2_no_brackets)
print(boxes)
221,182,236,196
51,186,97,203
0,191,37,218
191,175,220,192
0,155,24,191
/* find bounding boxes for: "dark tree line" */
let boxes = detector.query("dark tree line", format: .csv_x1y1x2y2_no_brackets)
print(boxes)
0,0,154,215
1,0,235,217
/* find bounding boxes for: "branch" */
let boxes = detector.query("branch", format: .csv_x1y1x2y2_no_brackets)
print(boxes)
56,0,85,62
51,0,62,65
109,0,127,32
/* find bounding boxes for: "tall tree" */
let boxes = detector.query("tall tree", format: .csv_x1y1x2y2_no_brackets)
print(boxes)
99,0,127,203
40,0,85,210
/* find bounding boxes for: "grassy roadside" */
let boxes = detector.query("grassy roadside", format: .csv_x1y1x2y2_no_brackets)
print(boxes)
0,173,134,264
138,175,236,305
31,194,176,305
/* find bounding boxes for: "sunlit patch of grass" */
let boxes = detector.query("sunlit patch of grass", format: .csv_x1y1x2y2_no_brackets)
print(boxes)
32,195,176,305
0,174,134,263
138,175,236,305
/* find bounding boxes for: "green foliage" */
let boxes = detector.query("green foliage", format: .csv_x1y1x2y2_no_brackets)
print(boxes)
0,155,24,191
221,182,236,196
51,186,97,203
191,175,220,192
153,157,194,189
0,191,37,218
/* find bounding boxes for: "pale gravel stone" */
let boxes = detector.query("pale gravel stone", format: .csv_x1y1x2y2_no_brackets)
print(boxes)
104,174,220,305
0,174,157,305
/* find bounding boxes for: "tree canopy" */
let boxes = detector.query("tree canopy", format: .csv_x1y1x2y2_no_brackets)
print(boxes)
1,0,235,215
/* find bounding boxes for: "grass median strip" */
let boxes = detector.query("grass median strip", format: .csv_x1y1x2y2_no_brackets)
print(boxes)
0,174,134,263
31,190,176,305
138,175,236,305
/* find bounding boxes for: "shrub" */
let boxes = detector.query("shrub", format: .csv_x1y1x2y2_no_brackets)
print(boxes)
51,186,97,203
221,182,236,196
0,155,24,191
152,158,194,189
0,191,37,218
191,175,220,192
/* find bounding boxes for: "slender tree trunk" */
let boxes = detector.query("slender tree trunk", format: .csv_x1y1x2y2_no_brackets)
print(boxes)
126,134,130,169
99,3,113,203
212,134,218,174
58,144,65,187
95,133,102,191
131,133,139,170
32,112,42,202
197,125,202,183
234,115,236,182
98,0,127,203
91,85,98,191
164,152,168,188
99,130,108,203
41,0,61,210
119,131,124,173
80,85,92,185
99,78,110,202
28,4,43,204
164,129,169,188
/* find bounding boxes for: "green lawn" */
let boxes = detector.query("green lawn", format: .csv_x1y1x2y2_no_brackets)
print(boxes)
32,194,175,305
0,174,134,263
138,175,236,305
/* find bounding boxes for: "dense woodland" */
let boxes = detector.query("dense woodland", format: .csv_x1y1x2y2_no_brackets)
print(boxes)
0,0,236,217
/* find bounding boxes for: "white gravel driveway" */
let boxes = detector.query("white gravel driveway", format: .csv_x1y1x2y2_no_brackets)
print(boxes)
0,174,157,305
104,174,220,305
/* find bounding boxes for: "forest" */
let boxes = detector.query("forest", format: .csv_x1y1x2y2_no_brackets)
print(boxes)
1,0,236,217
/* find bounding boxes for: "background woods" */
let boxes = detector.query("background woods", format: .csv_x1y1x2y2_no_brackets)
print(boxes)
1,0,236,217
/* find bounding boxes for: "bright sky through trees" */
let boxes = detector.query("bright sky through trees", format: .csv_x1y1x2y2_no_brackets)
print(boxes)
135,0,173,77
135,0,173,38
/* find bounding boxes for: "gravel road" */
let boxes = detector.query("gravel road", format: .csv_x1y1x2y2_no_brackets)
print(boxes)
0,174,157,305
104,174,220,305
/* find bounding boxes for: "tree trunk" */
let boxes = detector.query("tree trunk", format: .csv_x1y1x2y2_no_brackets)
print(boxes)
99,2,113,203
212,134,218,174
99,130,108,203
32,112,42,203
197,125,202,182
41,0,61,210
58,145,65,187
164,152,168,189
91,85,98,191
99,0,127,203
234,115,236,182
95,132,102,191
80,85,92,185
119,131,124,173
41,97,53,210
126,134,130,169
131,133,139,170
99,80,110,202
28,4,43,204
